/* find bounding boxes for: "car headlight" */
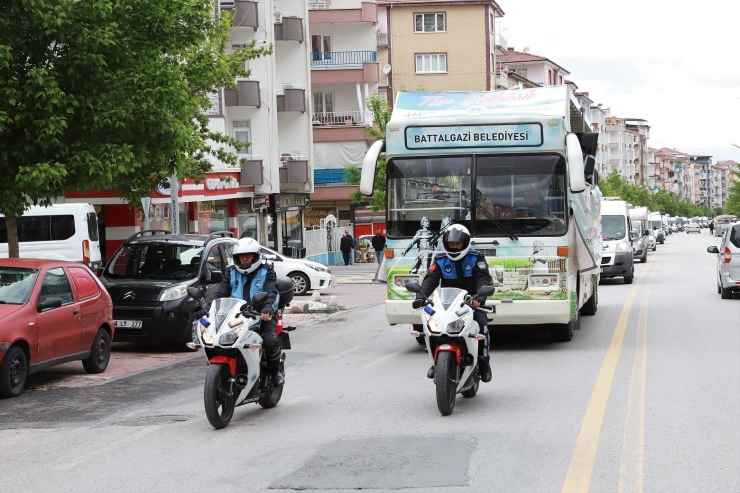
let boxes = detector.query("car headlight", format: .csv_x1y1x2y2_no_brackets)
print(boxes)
307,264,328,273
159,284,188,301
424,314,442,334
616,241,630,252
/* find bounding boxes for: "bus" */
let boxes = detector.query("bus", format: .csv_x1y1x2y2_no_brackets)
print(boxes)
361,86,603,342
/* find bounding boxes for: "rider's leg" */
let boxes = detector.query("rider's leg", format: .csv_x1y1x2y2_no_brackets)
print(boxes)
261,318,284,386
473,309,492,382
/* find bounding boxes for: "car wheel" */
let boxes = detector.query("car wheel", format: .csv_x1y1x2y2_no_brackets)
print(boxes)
289,272,310,296
0,346,27,398
721,286,733,299
82,329,111,374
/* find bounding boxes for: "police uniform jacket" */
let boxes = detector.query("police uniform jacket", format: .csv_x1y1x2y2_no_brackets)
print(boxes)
210,262,278,311
419,249,493,298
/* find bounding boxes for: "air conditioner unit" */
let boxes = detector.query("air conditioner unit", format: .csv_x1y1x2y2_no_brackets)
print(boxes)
274,12,283,23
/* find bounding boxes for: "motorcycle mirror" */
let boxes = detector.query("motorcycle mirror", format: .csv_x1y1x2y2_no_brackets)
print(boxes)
251,292,268,310
477,286,494,297
187,286,203,301
405,281,422,293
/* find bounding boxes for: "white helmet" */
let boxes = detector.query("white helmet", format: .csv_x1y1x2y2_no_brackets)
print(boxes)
442,224,471,261
232,237,262,274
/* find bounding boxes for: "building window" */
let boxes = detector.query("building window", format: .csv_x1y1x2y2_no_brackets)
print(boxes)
489,12,495,32
512,68,527,79
414,13,445,33
548,69,552,85
233,120,251,155
232,43,250,71
491,53,495,73
559,75,563,85
313,92,334,113
311,35,332,61
415,53,447,73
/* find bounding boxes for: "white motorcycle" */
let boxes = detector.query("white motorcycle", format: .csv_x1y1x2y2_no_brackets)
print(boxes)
186,277,295,429
405,282,494,416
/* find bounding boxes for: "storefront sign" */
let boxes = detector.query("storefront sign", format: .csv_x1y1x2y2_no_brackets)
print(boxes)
206,177,240,191
405,123,543,150
275,194,310,212
305,207,338,227
252,195,269,210
199,201,217,214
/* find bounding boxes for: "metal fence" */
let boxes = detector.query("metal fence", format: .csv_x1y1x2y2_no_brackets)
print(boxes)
310,51,377,68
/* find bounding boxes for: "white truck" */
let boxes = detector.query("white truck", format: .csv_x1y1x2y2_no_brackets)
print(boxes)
648,211,665,244
600,199,635,283
629,206,650,262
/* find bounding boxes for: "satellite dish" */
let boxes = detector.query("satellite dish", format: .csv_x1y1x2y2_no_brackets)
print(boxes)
382,64,392,75
523,46,530,53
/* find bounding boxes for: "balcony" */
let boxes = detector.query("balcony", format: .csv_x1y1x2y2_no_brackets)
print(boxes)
279,155,310,186
312,111,365,127
312,111,371,142
222,0,258,28
238,156,264,186
311,50,377,69
308,0,377,23
224,80,261,108
275,15,304,42
277,85,306,112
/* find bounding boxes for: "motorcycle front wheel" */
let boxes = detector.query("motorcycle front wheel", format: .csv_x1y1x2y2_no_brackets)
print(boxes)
435,351,458,416
204,364,236,429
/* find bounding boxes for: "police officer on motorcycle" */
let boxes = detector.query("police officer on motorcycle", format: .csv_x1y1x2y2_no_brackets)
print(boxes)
412,224,494,383
207,238,284,387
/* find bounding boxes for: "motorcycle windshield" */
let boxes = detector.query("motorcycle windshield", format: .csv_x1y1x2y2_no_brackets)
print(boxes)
436,287,466,310
211,298,244,331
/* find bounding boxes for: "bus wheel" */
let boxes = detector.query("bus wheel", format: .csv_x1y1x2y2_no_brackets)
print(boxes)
552,311,579,342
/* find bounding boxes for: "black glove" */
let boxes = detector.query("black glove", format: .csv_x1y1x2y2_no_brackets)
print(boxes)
261,307,274,317
412,297,425,309
472,296,487,306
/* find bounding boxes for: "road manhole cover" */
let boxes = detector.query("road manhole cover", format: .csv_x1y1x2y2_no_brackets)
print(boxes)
113,414,193,426
272,435,476,490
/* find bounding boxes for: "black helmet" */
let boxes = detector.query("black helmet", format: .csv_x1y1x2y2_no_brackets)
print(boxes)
442,224,471,261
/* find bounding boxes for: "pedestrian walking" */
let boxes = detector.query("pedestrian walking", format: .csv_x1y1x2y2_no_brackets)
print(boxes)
371,231,386,265
340,230,355,266
709,221,714,235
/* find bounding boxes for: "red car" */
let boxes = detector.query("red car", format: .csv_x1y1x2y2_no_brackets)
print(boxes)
0,259,114,397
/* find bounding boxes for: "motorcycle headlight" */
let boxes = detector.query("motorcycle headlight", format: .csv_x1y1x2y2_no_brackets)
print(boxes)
447,318,465,334
202,330,214,345
219,326,244,346
159,284,187,301
425,314,442,334
616,241,630,252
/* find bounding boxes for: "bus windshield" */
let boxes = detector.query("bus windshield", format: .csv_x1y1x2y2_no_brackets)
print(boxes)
387,154,567,237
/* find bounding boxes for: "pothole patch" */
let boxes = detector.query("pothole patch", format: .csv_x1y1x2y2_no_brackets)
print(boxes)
272,435,476,490
112,414,193,426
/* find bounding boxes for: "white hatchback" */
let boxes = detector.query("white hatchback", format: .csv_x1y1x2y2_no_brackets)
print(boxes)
260,247,331,296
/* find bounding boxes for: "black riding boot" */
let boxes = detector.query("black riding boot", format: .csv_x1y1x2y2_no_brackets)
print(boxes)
267,358,285,387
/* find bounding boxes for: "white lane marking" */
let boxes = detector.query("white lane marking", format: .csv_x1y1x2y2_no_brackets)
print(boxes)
51,426,159,470
363,348,406,368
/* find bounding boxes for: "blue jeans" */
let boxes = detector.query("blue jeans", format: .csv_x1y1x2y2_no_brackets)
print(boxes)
376,250,383,264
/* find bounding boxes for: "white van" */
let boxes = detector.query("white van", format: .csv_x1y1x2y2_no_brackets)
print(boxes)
600,198,635,283
0,203,102,269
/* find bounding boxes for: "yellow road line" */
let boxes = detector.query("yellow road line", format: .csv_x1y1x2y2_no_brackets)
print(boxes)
562,250,662,493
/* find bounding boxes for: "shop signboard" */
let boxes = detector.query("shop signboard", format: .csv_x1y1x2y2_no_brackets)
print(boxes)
305,207,338,227
252,195,269,210
274,194,310,212
199,201,217,214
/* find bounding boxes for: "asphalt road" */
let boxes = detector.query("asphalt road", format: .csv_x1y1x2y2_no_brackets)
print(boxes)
1,230,738,493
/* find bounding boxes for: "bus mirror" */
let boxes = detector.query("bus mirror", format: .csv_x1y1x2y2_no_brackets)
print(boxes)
360,140,385,195
566,133,586,193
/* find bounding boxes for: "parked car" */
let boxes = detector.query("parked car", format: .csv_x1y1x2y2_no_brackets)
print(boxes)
99,230,237,349
685,222,701,234
631,225,648,263
670,225,678,233
260,246,332,296
0,259,113,397
707,222,740,299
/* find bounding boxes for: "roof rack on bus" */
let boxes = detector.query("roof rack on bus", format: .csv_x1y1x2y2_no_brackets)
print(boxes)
125,230,170,243
204,231,236,247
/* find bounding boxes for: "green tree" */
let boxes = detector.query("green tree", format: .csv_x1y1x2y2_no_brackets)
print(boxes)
343,92,391,211
725,171,740,216
0,0,270,256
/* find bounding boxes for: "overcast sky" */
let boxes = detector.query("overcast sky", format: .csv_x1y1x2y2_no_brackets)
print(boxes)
498,0,740,160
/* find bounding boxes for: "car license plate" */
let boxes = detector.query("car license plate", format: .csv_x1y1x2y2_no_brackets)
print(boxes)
114,319,142,329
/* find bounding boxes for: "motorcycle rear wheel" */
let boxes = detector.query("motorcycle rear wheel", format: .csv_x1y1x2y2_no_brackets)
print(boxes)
435,351,457,416
204,364,236,429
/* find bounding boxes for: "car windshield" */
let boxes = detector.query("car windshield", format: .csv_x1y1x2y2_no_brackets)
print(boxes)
0,267,37,304
602,215,626,240
105,243,204,280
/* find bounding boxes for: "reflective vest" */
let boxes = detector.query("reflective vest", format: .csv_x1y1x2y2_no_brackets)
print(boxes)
435,250,479,279
229,265,278,310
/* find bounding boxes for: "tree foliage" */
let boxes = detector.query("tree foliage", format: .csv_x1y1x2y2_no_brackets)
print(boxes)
724,171,740,216
0,0,270,255
343,92,390,211
598,170,714,217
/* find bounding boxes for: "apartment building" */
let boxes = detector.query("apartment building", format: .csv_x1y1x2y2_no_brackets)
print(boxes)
625,119,650,186
496,47,571,89
307,0,380,228
377,0,505,98
64,0,315,259
652,148,687,196
688,155,712,207
601,116,636,183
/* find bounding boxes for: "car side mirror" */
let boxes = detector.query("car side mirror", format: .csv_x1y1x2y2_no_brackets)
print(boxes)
707,246,719,254
38,297,62,312
404,281,422,294
251,292,268,310
187,286,203,300
264,254,280,262
477,286,495,297
643,230,649,237
200,270,223,285
95,267,105,277
630,232,639,241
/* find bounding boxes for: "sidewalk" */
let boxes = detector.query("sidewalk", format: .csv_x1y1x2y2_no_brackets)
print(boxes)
282,282,387,328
